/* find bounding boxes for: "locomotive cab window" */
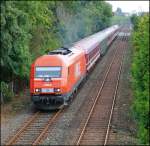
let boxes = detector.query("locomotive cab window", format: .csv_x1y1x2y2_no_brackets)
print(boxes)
35,66,61,78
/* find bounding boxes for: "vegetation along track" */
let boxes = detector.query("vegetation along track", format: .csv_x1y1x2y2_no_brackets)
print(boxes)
76,29,130,145
6,108,64,145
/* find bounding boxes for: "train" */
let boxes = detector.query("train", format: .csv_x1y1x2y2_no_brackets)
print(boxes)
30,25,120,110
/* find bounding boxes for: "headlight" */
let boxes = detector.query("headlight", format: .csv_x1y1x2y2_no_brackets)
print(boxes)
35,88,40,92
54,88,60,92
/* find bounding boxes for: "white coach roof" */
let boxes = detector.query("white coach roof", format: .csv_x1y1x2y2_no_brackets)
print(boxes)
73,25,119,54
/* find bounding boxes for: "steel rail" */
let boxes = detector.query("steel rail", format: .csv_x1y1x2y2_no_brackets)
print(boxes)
6,111,40,145
32,108,64,145
76,42,121,145
6,107,63,145
104,41,126,145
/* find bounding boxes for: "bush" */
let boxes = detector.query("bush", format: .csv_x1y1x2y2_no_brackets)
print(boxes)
131,14,149,144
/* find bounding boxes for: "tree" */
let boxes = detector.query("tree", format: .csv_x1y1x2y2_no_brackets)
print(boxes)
130,14,139,30
1,1,60,99
115,7,124,16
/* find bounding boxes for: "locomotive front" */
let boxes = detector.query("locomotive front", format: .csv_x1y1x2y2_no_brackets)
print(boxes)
30,55,68,110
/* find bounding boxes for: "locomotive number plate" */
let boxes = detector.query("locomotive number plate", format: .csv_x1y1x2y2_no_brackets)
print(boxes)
41,88,54,93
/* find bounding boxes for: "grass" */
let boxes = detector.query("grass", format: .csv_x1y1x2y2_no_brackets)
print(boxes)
1,90,30,123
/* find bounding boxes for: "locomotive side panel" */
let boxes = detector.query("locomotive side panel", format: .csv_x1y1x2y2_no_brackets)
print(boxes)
67,54,86,97
30,63,35,93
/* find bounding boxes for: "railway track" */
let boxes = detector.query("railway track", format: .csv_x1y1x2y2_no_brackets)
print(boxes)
106,29,130,145
76,33,129,145
5,27,130,146
6,108,64,145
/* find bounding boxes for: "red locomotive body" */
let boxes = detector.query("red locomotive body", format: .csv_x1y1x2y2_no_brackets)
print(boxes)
30,25,119,110
30,48,86,109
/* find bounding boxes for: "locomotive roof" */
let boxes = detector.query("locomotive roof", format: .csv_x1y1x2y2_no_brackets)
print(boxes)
35,47,84,67
73,25,119,53
55,47,84,66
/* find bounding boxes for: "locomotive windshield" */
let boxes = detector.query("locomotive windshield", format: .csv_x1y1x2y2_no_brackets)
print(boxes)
35,66,61,78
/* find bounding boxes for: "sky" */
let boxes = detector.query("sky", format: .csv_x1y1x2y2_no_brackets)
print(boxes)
106,1,149,13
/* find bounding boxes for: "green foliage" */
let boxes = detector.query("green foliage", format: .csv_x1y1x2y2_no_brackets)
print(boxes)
1,81,14,103
1,1,113,101
53,1,112,44
111,15,130,25
1,1,59,81
1,2,31,78
130,14,139,30
131,14,149,144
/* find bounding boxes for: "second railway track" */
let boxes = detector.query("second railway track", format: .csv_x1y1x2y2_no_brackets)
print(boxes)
76,33,129,145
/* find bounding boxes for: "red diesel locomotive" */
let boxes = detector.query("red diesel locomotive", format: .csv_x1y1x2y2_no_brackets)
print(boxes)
30,25,119,110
